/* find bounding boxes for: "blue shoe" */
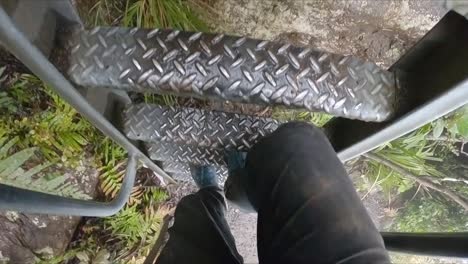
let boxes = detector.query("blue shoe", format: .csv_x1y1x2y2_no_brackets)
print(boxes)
224,151,255,212
225,151,247,174
191,165,218,189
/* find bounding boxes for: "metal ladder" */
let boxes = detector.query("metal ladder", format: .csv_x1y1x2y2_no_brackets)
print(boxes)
0,0,467,215
60,25,397,183
0,0,468,257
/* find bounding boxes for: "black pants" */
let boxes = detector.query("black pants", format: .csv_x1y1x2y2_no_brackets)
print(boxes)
157,122,390,264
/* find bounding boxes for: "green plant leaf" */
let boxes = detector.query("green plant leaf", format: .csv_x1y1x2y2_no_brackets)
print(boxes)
0,137,19,159
432,119,445,139
455,111,468,139
0,148,36,176
76,251,90,262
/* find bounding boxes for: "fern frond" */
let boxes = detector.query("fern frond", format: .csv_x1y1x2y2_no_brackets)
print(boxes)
129,187,144,206
142,187,168,204
0,148,36,176
0,66,5,80
1,174,91,200
21,162,52,180
0,136,19,158
100,160,127,198
0,142,90,199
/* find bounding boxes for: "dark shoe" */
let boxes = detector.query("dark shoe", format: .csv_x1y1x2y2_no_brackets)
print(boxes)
224,151,247,174
224,151,255,212
191,165,218,189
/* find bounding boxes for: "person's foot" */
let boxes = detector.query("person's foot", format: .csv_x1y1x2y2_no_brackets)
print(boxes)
223,151,255,212
225,151,247,174
191,165,218,189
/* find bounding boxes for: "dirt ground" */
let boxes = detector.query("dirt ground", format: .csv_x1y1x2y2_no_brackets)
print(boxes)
206,0,447,262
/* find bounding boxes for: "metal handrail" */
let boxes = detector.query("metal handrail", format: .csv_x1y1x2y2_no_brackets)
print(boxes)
338,78,468,161
0,7,174,216
382,232,468,257
0,154,137,217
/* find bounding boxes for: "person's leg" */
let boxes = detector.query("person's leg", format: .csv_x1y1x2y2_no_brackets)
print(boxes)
157,172,243,264
231,122,390,264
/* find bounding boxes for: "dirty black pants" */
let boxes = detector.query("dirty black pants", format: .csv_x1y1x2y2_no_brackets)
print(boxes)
157,122,390,264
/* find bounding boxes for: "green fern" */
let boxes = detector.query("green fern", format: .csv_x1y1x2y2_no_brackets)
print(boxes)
0,136,90,199
100,159,127,198
0,76,95,167
0,70,35,113
104,205,163,246
143,186,169,204
95,137,130,201
0,91,18,112
366,124,445,196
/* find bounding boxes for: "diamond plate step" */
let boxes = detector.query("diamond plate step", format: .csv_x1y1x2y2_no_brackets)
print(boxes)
147,141,225,166
161,161,193,174
60,27,396,122
168,171,192,182
124,104,282,151
168,171,228,184
161,161,228,183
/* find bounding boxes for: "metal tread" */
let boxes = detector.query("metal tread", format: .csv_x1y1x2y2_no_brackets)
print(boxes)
168,172,193,183
124,104,282,151
147,141,225,166
161,160,194,173
62,27,396,122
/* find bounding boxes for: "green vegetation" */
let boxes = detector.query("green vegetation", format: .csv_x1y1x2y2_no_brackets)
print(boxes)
363,105,468,232
2,0,467,262
122,0,208,31
0,72,98,199
63,1,209,260
0,74,95,168
394,197,467,232
0,136,89,199
432,106,468,139
4,0,208,263
59,196,170,264
366,124,442,196
0,61,172,264
272,107,333,127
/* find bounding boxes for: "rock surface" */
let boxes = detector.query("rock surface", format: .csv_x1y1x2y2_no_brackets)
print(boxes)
0,159,99,264
206,0,447,262
211,0,446,68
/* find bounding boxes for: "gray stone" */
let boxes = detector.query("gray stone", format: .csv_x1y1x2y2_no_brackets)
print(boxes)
211,0,446,68
0,158,99,264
